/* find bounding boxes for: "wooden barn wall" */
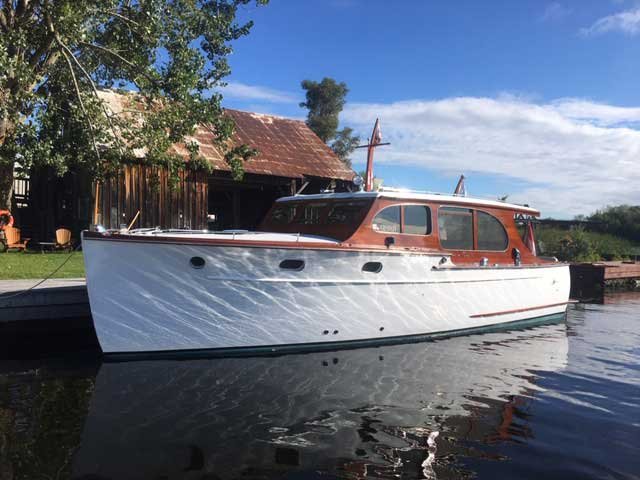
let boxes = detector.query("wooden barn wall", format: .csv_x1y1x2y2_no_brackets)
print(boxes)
97,165,208,230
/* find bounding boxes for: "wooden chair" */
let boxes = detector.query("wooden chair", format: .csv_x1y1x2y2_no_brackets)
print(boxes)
5,226,29,252
55,228,73,252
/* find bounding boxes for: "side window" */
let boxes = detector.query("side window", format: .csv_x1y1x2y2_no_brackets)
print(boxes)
300,203,326,225
404,205,431,235
372,206,401,233
269,205,297,224
439,207,473,250
327,201,369,225
477,211,508,251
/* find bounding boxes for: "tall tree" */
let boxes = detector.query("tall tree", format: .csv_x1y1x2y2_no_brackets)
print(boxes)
0,0,267,210
300,78,347,143
300,77,360,166
330,127,359,168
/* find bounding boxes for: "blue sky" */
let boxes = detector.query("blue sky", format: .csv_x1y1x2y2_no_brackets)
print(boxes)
217,1,640,218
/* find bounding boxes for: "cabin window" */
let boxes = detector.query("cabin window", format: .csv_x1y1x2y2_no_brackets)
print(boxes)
403,205,432,235
270,205,297,224
300,203,326,225
477,211,509,251
327,201,370,224
372,206,401,233
438,207,473,250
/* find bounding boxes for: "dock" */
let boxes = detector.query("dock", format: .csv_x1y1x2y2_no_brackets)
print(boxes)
0,277,89,322
570,261,640,298
0,278,96,355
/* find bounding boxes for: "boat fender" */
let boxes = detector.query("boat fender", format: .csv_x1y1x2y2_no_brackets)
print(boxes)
0,210,13,230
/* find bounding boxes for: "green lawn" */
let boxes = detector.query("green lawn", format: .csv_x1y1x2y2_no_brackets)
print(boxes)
0,251,85,280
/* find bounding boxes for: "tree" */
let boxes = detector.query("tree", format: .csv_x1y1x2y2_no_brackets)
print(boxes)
300,77,360,167
330,127,359,168
300,78,347,143
0,0,268,210
588,205,640,242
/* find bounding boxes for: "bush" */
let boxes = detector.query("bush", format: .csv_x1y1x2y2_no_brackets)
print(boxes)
536,226,638,262
588,205,640,242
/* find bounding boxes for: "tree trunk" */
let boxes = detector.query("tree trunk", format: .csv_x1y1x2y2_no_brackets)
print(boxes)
0,162,13,210
0,114,14,210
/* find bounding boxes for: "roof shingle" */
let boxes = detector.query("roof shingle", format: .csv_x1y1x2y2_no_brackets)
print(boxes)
99,90,355,181
171,109,355,181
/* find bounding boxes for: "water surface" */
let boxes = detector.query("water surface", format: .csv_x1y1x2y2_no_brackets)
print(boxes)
1,293,639,479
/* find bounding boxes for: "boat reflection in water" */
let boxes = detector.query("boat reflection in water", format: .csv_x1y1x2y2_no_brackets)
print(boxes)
71,319,568,479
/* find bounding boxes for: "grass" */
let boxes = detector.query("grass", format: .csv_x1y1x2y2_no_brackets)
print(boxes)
0,251,85,280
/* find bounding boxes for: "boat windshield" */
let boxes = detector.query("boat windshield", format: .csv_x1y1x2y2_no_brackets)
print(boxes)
259,198,374,240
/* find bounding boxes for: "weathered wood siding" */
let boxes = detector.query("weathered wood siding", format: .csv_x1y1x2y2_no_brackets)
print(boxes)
97,165,208,230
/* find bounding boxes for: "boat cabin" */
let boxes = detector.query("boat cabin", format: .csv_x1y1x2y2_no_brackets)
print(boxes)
259,191,543,266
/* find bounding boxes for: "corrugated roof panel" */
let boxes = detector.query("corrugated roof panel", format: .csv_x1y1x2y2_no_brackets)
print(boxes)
100,91,355,181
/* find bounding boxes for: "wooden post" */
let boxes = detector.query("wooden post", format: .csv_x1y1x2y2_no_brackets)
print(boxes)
127,210,141,230
93,181,100,226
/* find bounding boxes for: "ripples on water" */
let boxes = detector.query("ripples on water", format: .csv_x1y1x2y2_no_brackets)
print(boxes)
0,293,639,479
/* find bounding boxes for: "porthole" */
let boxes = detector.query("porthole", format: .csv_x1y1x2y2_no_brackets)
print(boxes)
279,259,305,271
190,256,205,269
362,261,383,273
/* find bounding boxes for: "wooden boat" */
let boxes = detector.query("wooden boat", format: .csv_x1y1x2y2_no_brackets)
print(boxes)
82,186,571,355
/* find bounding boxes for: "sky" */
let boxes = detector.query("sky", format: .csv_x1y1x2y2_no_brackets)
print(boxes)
216,0,640,218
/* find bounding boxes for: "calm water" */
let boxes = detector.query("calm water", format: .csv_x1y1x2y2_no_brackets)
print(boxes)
1,294,639,479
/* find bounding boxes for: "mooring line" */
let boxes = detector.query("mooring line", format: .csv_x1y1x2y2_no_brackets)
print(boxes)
0,244,82,300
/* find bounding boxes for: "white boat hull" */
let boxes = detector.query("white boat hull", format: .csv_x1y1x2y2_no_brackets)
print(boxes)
82,235,571,354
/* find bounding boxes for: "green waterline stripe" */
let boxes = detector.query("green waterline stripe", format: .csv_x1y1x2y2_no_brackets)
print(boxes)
103,311,568,363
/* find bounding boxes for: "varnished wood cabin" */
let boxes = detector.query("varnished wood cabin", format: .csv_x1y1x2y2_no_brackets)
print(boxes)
258,191,543,266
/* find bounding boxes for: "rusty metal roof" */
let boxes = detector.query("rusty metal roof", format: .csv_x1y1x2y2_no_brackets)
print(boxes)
171,109,355,181
99,90,355,181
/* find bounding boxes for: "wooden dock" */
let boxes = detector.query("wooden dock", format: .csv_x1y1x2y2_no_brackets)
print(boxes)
0,277,89,323
0,278,96,355
570,261,640,299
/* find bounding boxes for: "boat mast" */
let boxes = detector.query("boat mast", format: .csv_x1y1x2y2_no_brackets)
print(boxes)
356,118,389,192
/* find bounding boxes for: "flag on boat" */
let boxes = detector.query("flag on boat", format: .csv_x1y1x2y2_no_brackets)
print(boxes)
453,174,466,196
524,221,537,256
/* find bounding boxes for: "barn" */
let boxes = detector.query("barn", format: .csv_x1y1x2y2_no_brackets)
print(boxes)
10,95,355,242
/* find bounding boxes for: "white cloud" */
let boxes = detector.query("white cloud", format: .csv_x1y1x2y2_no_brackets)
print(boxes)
580,7,640,36
218,81,298,103
342,96,640,217
551,98,640,126
541,3,572,22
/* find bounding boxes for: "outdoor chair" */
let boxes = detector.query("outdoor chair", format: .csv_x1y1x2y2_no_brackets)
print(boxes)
4,226,29,252
55,228,73,252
